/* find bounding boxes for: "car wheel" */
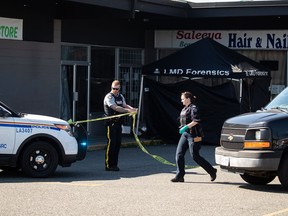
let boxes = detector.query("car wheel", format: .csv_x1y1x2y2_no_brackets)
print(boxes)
278,155,288,188
20,141,58,178
240,173,276,185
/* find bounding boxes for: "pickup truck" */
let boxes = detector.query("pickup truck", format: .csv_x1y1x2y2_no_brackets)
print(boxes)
215,87,288,188
0,100,87,178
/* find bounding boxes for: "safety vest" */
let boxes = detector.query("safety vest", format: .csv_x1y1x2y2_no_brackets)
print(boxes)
104,93,124,124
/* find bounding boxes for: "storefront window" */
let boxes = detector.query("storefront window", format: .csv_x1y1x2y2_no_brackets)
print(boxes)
61,45,88,61
119,49,142,65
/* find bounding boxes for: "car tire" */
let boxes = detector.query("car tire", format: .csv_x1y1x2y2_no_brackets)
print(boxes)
240,173,276,185
278,154,288,188
20,141,58,178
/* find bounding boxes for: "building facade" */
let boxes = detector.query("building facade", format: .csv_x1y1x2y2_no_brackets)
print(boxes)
0,0,288,135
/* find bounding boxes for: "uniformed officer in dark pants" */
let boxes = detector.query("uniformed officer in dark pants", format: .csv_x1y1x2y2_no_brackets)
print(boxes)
103,80,137,171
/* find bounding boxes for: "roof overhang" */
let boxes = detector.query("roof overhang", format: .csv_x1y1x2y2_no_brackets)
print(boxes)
64,0,288,19
65,0,191,18
186,0,288,8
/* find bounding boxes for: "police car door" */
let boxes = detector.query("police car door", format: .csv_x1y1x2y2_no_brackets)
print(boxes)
0,105,15,153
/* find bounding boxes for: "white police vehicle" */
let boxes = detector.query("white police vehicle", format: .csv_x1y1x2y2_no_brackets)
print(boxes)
0,100,87,178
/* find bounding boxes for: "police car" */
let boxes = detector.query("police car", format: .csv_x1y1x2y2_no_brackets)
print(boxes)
0,100,87,178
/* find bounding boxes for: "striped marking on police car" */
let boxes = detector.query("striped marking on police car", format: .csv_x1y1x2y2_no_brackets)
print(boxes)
0,121,60,131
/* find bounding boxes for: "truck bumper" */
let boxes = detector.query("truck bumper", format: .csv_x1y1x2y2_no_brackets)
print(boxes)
215,147,282,172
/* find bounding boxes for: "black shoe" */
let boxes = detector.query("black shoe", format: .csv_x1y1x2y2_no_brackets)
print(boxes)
171,177,184,182
210,168,217,182
105,166,120,171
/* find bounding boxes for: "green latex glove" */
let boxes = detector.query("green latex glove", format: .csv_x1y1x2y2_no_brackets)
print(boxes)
179,125,188,134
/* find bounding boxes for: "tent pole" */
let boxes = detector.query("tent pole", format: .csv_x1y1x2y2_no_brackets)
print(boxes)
286,50,288,87
136,75,144,135
239,79,242,103
239,79,243,113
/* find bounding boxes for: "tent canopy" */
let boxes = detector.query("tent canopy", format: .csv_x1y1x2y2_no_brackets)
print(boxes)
142,37,270,79
140,37,271,144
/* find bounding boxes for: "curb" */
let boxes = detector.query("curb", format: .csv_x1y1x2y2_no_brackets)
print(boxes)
87,139,164,151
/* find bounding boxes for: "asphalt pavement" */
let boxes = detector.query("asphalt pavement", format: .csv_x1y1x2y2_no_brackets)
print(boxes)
1,142,288,216
87,135,164,151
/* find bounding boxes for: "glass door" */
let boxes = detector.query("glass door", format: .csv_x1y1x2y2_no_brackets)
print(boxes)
118,66,141,128
118,48,143,129
61,64,90,130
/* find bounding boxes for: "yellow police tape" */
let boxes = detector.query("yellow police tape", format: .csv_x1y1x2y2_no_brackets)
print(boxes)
69,113,197,169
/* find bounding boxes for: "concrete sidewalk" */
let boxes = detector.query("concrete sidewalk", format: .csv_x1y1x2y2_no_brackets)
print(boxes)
87,135,164,151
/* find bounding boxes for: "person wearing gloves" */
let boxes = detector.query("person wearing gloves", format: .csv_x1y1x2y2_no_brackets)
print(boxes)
171,91,217,182
103,80,137,171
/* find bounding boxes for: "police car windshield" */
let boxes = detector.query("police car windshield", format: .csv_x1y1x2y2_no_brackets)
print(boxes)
0,100,20,117
265,87,288,111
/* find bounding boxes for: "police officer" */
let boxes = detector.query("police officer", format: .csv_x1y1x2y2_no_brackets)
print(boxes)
171,91,217,182
103,80,137,171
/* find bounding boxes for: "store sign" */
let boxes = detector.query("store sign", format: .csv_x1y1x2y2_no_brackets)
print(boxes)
0,17,23,40
155,30,288,50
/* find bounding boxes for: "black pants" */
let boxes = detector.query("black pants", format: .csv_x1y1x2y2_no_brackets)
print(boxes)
175,132,214,178
105,123,122,168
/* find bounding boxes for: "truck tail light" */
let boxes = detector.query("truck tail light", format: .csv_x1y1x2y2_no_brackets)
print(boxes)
244,141,271,149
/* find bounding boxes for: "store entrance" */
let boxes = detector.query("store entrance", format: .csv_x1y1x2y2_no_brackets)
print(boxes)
89,47,115,136
60,64,90,130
